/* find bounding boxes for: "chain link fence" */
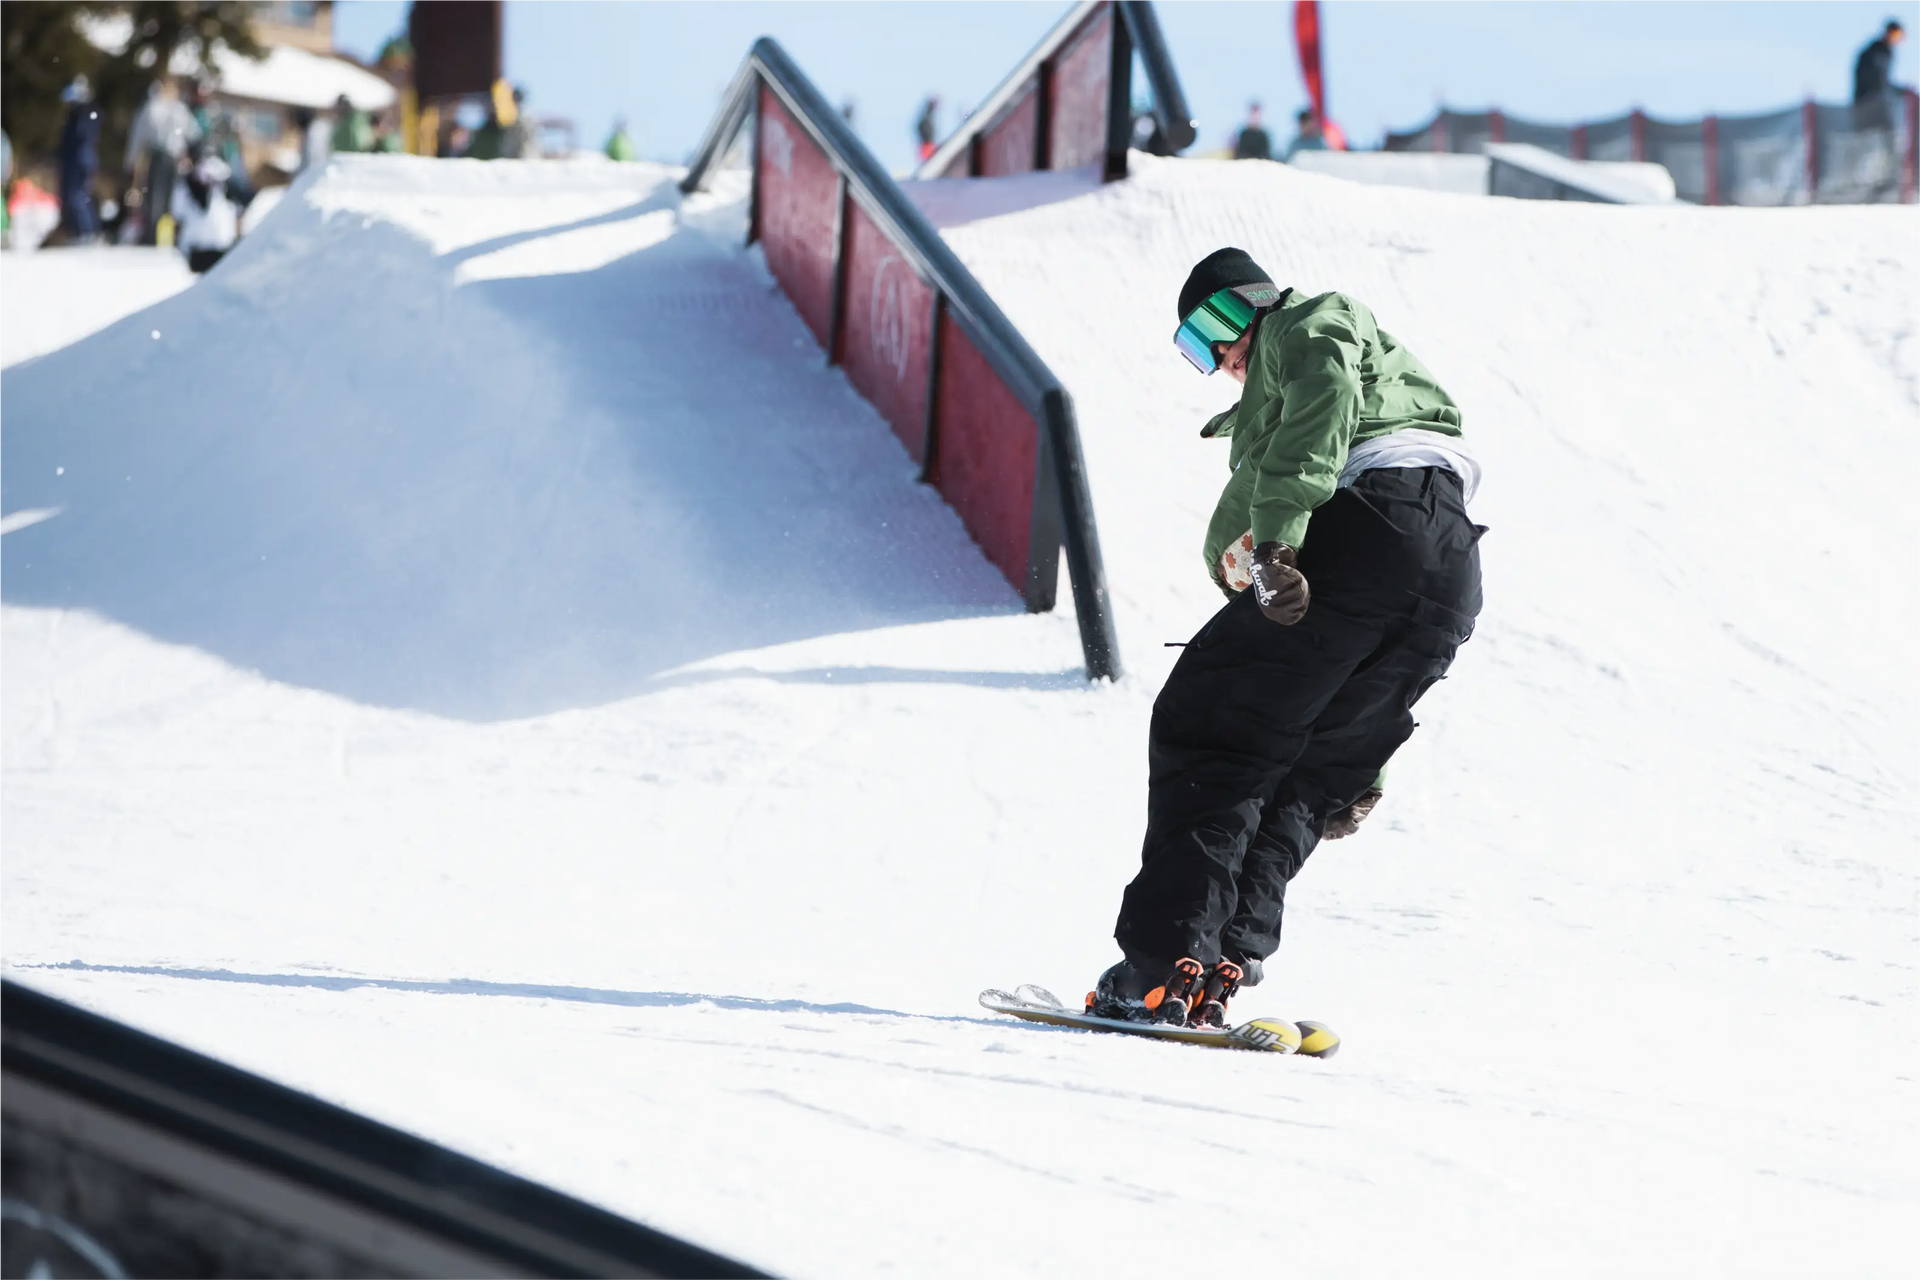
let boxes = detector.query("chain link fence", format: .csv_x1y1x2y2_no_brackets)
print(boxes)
1384,93,1918,205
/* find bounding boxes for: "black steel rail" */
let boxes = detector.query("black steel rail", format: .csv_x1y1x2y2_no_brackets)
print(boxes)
681,38,1122,681
1119,1,1196,151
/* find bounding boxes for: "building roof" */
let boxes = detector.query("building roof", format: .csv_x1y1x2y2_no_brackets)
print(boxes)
83,15,396,112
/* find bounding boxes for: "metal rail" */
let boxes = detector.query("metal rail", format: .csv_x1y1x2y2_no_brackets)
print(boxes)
1120,1,1195,151
682,38,1121,681
913,0,1195,181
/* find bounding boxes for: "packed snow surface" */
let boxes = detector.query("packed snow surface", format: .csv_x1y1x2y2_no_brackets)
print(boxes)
4,154,1917,1277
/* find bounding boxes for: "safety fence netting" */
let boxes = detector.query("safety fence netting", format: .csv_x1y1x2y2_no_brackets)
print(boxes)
1385,94,1919,205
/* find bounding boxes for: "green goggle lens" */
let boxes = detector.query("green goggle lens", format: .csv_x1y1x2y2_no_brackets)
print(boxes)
1173,288,1260,374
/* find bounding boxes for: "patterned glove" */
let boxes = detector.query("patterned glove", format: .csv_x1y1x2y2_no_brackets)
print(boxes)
1249,542,1310,625
1323,788,1383,840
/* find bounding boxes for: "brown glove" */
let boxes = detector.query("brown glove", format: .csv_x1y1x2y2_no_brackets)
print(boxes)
1323,788,1382,840
1249,542,1310,625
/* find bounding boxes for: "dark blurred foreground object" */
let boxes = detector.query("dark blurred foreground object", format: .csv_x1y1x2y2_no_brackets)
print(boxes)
1,981,767,1279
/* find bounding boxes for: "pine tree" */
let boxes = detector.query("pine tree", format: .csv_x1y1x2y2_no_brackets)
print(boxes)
2,2,116,159
93,3,265,175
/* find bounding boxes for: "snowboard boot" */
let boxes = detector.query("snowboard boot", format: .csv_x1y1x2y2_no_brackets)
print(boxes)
1086,956,1206,1025
1188,960,1244,1029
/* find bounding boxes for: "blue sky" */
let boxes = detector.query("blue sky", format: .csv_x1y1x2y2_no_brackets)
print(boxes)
334,1,1919,168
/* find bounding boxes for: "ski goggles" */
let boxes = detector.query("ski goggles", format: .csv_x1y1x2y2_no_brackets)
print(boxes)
1173,287,1261,374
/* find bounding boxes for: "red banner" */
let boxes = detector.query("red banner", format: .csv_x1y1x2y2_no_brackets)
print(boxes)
1294,1,1324,125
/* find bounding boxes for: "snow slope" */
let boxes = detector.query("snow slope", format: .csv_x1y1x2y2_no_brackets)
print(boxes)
1,246,195,368
5,154,1917,1278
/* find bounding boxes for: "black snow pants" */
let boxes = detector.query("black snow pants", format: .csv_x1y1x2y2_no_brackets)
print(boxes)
1116,466,1484,969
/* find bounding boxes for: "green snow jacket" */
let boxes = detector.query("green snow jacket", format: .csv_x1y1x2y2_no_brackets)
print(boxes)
1200,290,1462,596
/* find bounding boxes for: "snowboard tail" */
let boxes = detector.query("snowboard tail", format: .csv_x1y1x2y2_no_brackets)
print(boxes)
980,986,1338,1056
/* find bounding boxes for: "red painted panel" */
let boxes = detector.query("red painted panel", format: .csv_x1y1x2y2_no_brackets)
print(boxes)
1049,6,1112,171
977,84,1040,177
931,312,1037,591
836,200,934,462
756,84,839,347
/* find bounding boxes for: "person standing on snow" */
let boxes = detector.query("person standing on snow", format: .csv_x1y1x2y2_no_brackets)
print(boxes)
1282,108,1328,161
605,117,637,162
1088,248,1484,1029
2,128,12,242
1233,102,1272,160
169,141,238,273
330,93,375,154
1853,18,1906,126
57,77,102,244
915,95,941,161
126,81,199,244
502,87,540,159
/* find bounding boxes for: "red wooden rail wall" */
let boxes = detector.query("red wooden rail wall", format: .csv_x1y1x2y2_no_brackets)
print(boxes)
936,3,1118,180
755,84,1051,604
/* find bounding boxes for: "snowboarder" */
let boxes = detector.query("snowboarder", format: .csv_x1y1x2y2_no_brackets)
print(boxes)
1089,248,1484,1028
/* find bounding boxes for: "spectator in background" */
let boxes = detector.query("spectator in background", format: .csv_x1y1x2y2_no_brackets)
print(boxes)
0,122,12,247
1282,108,1328,162
915,95,941,161
57,77,102,244
1234,102,1272,160
605,118,637,162
185,80,214,135
468,98,508,160
170,140,238,272
372,111,405,154
126,81,199,244
503,88,539,159
1853,19,1906,129
441,124,471,159
331,94,374,154
188,80,253,207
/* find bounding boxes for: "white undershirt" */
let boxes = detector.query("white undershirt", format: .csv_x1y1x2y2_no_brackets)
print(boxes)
1338,428,1481,503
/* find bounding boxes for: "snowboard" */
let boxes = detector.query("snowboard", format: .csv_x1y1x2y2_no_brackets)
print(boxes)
980,985,1340,1057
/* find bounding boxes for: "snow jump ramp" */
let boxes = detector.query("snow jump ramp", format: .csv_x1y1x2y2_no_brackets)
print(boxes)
1,157,1038,721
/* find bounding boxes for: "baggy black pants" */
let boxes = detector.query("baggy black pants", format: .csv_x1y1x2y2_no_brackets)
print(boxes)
1116,466,1484,969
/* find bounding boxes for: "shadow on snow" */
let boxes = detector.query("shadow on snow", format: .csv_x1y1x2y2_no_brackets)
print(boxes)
1,175,1033,721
